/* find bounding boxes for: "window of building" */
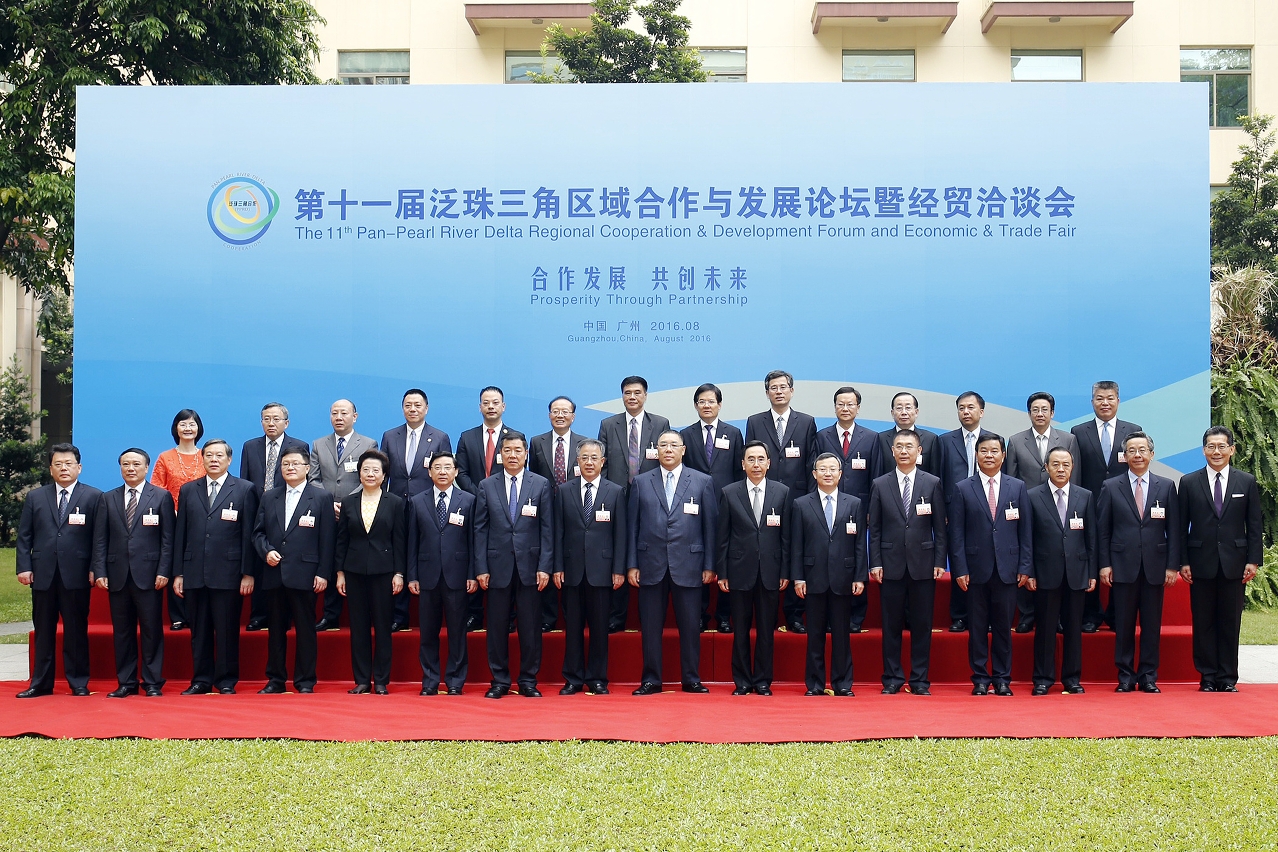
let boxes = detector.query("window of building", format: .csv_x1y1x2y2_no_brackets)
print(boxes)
338,51,410,85
1010,50,1083,82
1181,49,1251,127
698,49,747,82
842,50,915,82
505,51,573,83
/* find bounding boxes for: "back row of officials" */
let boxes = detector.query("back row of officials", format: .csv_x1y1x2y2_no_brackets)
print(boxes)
15,373,1262,699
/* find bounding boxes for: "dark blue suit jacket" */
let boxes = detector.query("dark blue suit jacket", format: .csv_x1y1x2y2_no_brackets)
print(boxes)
1028,483,1097,591
17,482,107,590
627,466,718,587
455,423,518,495
868,470,948,581
381,423,452,501
406,487,475,591
239,434,310,492
102,482,174,590
174,475,259,589
948,474,1033,584
554,477,628,587
938,428,994,506
679,420,745,502
815,423,878,502
1098,472,1181,584
789,489,865,594
745,409,818,495
474,470,554,587
251,484,336,590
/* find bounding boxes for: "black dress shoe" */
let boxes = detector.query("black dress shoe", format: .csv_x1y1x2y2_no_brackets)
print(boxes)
1081,621,1099,634
420,686,439,696
787,619,807,635
849,623,863,634
464,614,483,632
881,684,901,695
732,687,752,696
169,621,187,631
949,619,967,633
972,684,990,696
390,621,407,633
682,682,709,694
145,686,163,697
68,688,90,697
699,615,711,632
15,687,51,698
833,688,854,697
1015,619,1034,634
373,685,389,695
805,688,826,696
632,682,662,696
315,617,339,631
1064,684,1085,694
608,620,626,634
560,683,584,695
910,686,931,696
994,683,1013,697
181,683,212,695
297,686,313,694
446,686,464,696
218,687,235,695
107,686,137,698
1199,681,1218,692
507,619,517,634
755,686,772,696
246,617,267,631
348,684,371,695
1031,684,1050,696
1115,682,1135,693
1139,682,1161,694
1219,683,1239,693
258,683,286,695
485,685,509,699
717,618,732,634
588,683,609,695
540,622,556,634
519,685,543,698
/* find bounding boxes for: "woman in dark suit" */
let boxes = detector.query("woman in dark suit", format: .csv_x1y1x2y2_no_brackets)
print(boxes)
335,450,405,694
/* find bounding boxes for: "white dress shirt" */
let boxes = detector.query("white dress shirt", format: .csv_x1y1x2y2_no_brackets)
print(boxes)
284,483,305,527
405,424,423,462
662,464,683,509
1209,465,1230,496
580,474,602,508
206,473,228,500
1096,416,1117,444
979,471,1002,506
504,469,523,505
895,467,914,496
57,480,78,508
1128,470,1149,512
433,484,455,509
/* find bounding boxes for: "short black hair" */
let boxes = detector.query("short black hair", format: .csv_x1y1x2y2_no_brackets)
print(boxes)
119,447,151,465
429,451,457,468
261,401,289,419
402,388,428,405
358,449,390,473
976,433,1005,451
956,391,985,409
621,376,648,392
1027,392,1055,412
1203,426,1235,446
548,396,576,413
1047,446,1073,463
742,440,771,459
202,439,233,458
813,452,842,467
280,446,311,466
480,385,505,400
1123,430,1154,452
499,431,527,450
833,386,862,405
891,429,920,446
694,383,722,404
657,429,683,445
764,370,793,389
171,409,205,445
49,443,80,463
891,392,919,409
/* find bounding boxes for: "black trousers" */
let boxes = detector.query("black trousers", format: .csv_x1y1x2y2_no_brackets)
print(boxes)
1112,575,1165,685
562,581,612,686
880,576,935,690
782,584,805,623
638,574,702,686
249,583,270,622
610,582,630,629
540,584,561,628
30,571,91,692
804,590,853,692
486,577,542,688
1083,586,1115,627
419,584,469,690
392,587,413,626
1190,574,1246,686
848,590,868,629
166,582,186,626
1016,585,1036,624
321,583,344,622
949,578,968,623
1033,585,1085,687
703,583,732,623
346,572,394,687
966,577,1017,686
186,586,242,690
730,583,778,689
467,587,487,625
265,586,318,690
109,580,165,690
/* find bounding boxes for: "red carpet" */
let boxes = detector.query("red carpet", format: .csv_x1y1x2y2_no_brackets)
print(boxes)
1,681,1275,742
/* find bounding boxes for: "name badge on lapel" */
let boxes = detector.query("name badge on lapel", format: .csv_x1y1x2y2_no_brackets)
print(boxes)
1004,505,1020,521
221,504,239,522
299,513,315,528
142,510,159,527
67,509,85,526
573,465,581,477
646,446,659,460
917,453,924,465
766,512,781,527
916,501,932,516
845,521,858,535
1150,503,1166,519
714,436,731,450
850,456,867,470
422,454,433,468
785,444,801,458
521,502,538,518
1069,515,1084,530
683,500,700,515
449,512,465,527
1117,451,1126,463
344,459,358,473
596,508,611,523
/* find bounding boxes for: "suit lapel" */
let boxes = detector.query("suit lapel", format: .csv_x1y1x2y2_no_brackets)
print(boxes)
1038,487,1064,530
737,482,759,529
209,478,235,515
1118,475,1141,522
285,489,311,534
127,483,147,533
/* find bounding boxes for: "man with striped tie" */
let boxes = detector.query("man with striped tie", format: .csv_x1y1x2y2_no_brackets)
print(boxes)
530,396,587,632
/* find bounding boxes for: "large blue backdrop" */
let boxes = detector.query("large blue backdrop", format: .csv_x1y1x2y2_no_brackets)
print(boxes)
74,82,1207,481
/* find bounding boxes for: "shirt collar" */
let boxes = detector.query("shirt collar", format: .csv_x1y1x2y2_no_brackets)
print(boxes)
505,469,521,486
817,486,839,499
552,429,571,440
266,435,281,448
773,407,791,422
980,471,1000,488
896,467,914,484
580,474,601,488
407,423,423,436
663,464,683,480
963,427,982,440
701,418,719,432
434,484,453,501
627,412,644,427
1096,416,1116,429
1128,470,1147,486
58,480,78,495
287,483,306,495
838,422,855,436
1053,482,1071,498
1210,465,1230,479
206,473,228,488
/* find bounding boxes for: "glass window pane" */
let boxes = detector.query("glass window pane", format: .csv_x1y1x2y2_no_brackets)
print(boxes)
1180,48,1250,72
505,51,570,83
698,49,747,77
1180,74,1215,125
1011,51,1082,82
707,74,746,83
338,51,410,75
842,51,915,82
1216,73,1249,127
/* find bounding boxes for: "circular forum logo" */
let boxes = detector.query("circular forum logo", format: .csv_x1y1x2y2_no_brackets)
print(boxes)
207,176,280,245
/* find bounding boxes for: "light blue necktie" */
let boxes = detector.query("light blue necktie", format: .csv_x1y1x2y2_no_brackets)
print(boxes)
1101,421,1112,462
665,471,676,510
824,494,835,533
508,476,519,524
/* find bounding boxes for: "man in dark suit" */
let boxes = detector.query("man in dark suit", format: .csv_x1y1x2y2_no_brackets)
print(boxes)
1027,448,1097,694
1098,431,1181,693
1179,426,1263,692
1003,391,1081,634
949,434,1033,696
529,396,587,632
1071,381,1142,632
100,448,174,698
554,439,627,695
598,376,671,632
816,387,878,634
938,391,993,634
173,439,259,695
681,382,745,633
745,370,818,634
15,444,107,698
309,398,377,631
240,402,309,632
407,452,478,696
381,388,452,631
791,453,865,696
868,430,947,695
455,386,516,632
628,430,719,694
474,432,554,699
873,392,943,480
717,441,790,695
251,447,335,694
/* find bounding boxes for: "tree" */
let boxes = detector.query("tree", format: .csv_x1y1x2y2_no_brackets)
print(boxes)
1211,114,1278,274
0,355,45,544
0,0,326,376
537,0,706,83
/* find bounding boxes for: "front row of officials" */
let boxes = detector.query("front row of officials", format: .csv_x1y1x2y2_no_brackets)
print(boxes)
16,414,1261,698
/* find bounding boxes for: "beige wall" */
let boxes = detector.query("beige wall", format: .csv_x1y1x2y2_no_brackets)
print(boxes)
0,273,43,435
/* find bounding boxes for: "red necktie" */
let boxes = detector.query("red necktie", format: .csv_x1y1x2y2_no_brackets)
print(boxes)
841,430,850,458
484,428,496,477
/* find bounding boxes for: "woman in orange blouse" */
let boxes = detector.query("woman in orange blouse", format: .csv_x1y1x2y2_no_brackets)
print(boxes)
151,409,205,630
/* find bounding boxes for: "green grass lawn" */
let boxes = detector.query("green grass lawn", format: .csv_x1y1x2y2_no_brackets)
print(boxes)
1242,607,1278,644
0,549,24,626
0,738,1274,850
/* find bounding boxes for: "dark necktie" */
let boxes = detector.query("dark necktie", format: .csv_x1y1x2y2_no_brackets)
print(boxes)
1056,488,1067,527
1214,472,1224,517
705,424,714,464
508,476,519,524
58,488,69,523
583,481,594,521
554,436,566,486
627,418,640,482
901,476,911,517
336,436,346,462
437,491,448,529
264,441,278,490
126,488,138,528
